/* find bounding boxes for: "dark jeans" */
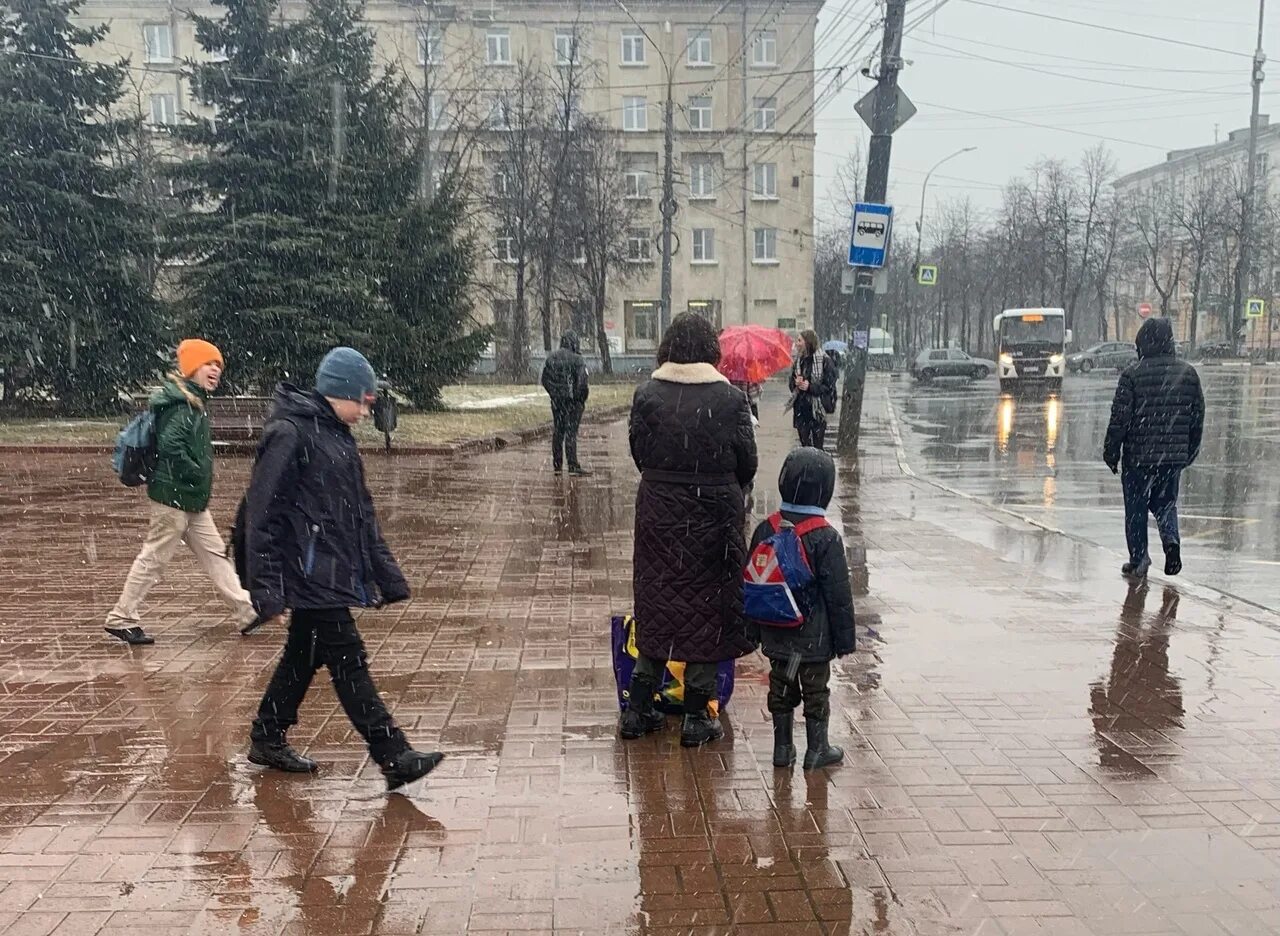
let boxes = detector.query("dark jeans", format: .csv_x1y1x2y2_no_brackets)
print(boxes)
767,658,831,721
631,652,718,709
250,608,408,765
797,423,826,450
1122,465,1182,565
551,399,584,470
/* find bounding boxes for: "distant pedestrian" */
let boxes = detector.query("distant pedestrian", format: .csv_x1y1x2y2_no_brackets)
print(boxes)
731,380,762,420
622,313,758,747
788,330,837,450
243,347,444,790
540,331,591,476
1103,318,1205,578
105,339,262,646
747,447,855,770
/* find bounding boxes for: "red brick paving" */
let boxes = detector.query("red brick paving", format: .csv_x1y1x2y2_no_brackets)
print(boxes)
1,386,1279,934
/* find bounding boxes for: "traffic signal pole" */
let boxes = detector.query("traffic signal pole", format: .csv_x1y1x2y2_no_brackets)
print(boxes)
836,0,907,457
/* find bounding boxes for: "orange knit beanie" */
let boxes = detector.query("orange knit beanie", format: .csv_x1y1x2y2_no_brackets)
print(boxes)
176,339,224,378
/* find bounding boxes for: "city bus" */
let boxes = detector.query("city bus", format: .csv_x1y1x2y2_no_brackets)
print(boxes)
993,308,1071,393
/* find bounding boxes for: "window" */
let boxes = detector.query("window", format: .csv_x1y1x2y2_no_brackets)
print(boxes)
487,95,510,130
752,162,777,199
928,351,948,362
692,228,715,263
622,96,647,131
417,27,442,65
628,228,652,263
687,28,711,66
554,28,581,65
486,28,511,65
751,30,777,67
687,96,712,131
493,169,511,196
143,23,173,64
494,234,517,263
624,170,650,199
777,316,797,330
753,227,777,262
148,93,176,126
426,93,448,130
689,158,715,198
688,299,722,328
753,96,776,132
626,300,660,347
621,29,646,65
572,238,587,263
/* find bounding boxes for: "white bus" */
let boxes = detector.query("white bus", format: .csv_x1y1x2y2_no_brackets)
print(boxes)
993,308,1071,392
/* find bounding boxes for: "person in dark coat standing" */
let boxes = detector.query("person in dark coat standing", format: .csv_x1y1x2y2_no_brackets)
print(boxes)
1103,317,1205,578
540,331,591,475
621,313,758,747
747,447,855,770
788,330,836,450
244,347,444,791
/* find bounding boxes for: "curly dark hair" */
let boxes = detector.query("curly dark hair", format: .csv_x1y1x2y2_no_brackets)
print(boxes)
657,312,721,366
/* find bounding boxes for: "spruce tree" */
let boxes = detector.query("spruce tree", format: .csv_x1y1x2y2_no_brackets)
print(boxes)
0,0,162,412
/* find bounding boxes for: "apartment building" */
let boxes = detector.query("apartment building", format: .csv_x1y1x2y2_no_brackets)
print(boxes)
75,0,822,357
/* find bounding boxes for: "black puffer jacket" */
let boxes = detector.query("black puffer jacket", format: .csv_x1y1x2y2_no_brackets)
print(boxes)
541,332,589,403
747,448,856,663
245,384,409,620
630,362,758,663
1104,318,1205,470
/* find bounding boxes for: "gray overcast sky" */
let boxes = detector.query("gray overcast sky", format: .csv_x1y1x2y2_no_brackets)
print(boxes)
814,0,1273,231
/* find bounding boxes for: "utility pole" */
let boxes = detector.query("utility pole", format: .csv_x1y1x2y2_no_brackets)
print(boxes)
836,0,907,457
419,20,435,201
1233,0,1266,348
660,69,675,335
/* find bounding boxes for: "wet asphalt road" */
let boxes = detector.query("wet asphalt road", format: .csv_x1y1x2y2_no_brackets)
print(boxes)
886,366,1280,610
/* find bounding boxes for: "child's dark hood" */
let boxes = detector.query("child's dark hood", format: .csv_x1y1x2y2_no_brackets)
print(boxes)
560,331,581,353
1136,317,1176,359
778,447,836,509
270,382,347,431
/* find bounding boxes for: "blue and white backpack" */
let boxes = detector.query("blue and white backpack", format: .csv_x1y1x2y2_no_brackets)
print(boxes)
743,512,828,628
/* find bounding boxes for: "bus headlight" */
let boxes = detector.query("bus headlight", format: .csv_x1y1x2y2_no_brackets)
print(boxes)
1049,353,1064,366
1000,353,1014,366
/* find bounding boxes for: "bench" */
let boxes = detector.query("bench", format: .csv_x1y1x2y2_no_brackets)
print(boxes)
134,393,272,443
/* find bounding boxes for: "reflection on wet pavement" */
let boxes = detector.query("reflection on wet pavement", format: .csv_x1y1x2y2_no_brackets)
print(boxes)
0,382,1279,933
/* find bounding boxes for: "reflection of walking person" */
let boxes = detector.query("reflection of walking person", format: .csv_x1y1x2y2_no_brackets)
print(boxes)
1103,318,1204,578
541,331,591,476
788,330,837,450
105,339,262,645
244,347,443,790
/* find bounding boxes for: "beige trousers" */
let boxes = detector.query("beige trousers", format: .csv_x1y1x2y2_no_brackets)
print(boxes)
106,501,256,628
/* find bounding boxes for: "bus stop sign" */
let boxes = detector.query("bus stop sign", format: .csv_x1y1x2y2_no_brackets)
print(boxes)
848,203,893,268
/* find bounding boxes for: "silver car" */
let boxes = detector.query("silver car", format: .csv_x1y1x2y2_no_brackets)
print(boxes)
1068,342,1137,373
912,349,997,382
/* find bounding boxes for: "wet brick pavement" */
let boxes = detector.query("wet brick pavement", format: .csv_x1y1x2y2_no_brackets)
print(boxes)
1,379,1279,935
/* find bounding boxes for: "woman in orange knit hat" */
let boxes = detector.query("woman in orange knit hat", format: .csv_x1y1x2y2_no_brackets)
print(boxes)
105,339,265,644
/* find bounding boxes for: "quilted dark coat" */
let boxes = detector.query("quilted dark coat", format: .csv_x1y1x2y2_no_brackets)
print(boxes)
1104,318,1205,470
630,362,759,663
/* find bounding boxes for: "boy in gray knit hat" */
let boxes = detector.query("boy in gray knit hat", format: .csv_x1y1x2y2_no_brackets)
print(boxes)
242,347,444,791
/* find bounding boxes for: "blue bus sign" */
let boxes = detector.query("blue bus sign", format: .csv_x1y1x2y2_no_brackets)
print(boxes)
848,202,893,268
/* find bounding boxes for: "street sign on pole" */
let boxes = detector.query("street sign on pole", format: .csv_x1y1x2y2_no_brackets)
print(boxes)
1138,302,1153,318
917,264,938,286
855,86,917,134
1246,297,1266,318
840,268,857,295
848,203,893,268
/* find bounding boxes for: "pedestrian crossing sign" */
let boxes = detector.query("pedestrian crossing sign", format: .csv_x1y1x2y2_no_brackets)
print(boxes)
1246,298,1265,319
917,265,938,286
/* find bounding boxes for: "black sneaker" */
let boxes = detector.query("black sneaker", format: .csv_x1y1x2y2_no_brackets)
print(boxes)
1164,544,1182,576
382,748,444,791
568,466,592,477
248,740,318,773
105,626,154,645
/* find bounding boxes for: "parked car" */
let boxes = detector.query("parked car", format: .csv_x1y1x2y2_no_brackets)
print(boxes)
1067,341,1137,373
1193,340,1235,360
911,348,997,382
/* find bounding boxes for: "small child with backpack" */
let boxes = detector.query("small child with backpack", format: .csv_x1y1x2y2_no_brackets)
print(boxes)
744,447,855,770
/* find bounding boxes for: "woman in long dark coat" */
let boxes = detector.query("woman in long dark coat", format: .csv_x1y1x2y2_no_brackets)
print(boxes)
789,330,836,450
621,313,758,747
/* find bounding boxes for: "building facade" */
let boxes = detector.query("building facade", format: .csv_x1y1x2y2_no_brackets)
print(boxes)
75,0,822,359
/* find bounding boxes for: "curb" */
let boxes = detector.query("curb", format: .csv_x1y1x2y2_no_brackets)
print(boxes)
0,404,633,458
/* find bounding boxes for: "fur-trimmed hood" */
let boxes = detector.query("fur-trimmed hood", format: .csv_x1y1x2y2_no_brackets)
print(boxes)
652,361,729,385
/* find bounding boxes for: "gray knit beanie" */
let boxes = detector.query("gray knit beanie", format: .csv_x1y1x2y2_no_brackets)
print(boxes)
315,347,377,402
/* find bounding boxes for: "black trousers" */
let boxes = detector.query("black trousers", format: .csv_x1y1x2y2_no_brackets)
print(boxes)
797,422,826,450
1122,465,1182,564
631,653,718,710
250,608,407,765
767,658,831,721
551,399,585,470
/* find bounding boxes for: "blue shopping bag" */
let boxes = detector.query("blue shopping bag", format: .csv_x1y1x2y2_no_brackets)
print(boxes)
610,614,735,716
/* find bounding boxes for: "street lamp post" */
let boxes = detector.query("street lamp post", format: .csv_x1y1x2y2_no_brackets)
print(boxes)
913,146,977,276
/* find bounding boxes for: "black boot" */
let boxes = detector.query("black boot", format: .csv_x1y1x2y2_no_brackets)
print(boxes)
1164,543,1182,576
248,739,318,773
382,748,445,791
772,712,796,768
1121,558,1151,578
568,465,592,477
680,692,724,748
105,625,154,645
619,675,666,739
802,718,844,770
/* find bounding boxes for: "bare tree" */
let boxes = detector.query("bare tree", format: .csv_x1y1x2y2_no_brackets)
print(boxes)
1131,184,1187,317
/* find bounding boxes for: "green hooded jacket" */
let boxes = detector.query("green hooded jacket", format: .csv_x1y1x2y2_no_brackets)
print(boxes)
147,374,213,513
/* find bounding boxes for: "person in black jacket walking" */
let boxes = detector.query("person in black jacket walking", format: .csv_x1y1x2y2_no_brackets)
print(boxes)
747,447,855,770
540,331,591,476
788,330,837,450
1103,318,1205,578
244,347,444,791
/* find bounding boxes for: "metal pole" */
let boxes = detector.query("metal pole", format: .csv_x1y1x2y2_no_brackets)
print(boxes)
1233,0,1266,347
914,146,976,275
660,69,675,334
836,0,907,458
